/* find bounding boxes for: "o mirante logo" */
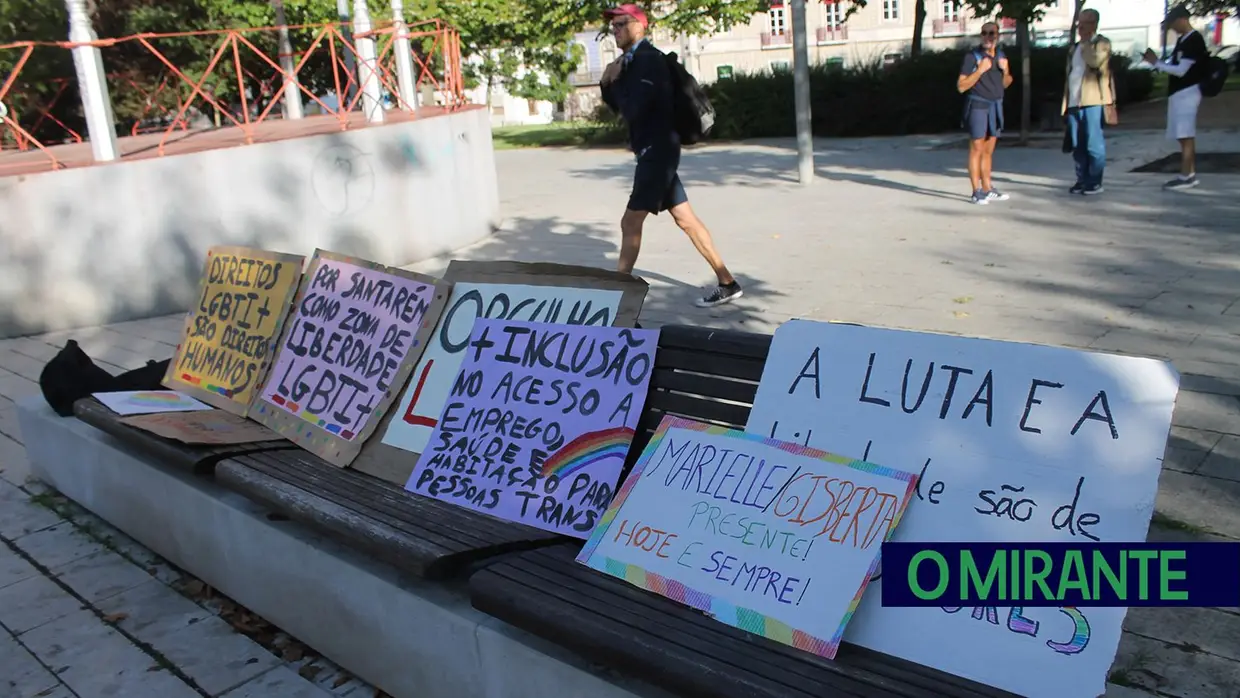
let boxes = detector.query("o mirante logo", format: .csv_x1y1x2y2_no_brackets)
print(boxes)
881,542,1240,607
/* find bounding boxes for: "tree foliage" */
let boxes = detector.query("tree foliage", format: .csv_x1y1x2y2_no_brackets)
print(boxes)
1184,0,1239,16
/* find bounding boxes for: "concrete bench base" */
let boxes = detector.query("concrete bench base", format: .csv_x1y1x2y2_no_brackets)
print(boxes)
16,397,672,698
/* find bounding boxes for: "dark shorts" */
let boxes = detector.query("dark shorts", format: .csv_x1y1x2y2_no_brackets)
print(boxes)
966,106,997,140
628,149,688,214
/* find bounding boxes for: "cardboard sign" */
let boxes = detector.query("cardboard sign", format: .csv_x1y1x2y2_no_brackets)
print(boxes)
120,410,282,445
94,390,213,416
744,320,1181,698
578,415,918,660
354,261,649,485
405,319,658,537
164,246,305,415
250,249,448,467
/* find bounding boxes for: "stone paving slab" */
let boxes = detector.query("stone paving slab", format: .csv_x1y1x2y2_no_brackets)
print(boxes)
2,129,1239,698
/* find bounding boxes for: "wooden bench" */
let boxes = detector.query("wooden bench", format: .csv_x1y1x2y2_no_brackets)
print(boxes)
73,397,296,474
469,324,1017,698
214,449,562,580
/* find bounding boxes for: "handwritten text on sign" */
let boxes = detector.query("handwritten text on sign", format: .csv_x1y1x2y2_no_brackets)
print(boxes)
175,250,301,407
577,416,917,660
381,283,623,455
261,259,435,440
405,319,656,537
744,320,1180,698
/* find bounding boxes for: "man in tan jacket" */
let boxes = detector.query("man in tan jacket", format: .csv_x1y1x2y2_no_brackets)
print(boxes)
1061,8,1115,195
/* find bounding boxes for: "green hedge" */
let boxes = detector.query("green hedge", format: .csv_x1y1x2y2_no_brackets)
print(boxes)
702,47,1154,140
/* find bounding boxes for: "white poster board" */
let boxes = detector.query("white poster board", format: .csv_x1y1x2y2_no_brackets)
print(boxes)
379,282,623,454
744,320,1180,698
577,415,919,660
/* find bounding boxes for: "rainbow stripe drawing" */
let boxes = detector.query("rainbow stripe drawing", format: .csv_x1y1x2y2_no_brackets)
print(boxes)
541,426,636,479
93,390,214,417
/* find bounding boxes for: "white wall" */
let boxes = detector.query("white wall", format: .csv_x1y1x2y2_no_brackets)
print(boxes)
0,107,500,338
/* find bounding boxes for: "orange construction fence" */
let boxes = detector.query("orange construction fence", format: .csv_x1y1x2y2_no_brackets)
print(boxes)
0,18,468,171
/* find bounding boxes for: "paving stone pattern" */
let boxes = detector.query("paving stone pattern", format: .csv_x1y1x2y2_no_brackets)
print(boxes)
3,128,1240,697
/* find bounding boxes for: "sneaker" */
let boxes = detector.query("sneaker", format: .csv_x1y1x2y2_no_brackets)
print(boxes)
1164,174,1199,191
1082,184,1104,195
1069,182,1085,195
985,189,1010,202
695,281,743,308
970,189,989,205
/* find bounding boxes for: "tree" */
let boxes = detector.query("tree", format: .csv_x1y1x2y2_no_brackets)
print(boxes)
912,0,927,56
1185,0,1239,16
958,0,1058,144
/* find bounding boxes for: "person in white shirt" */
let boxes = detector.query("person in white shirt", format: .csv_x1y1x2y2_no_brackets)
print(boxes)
1144,4,1210,190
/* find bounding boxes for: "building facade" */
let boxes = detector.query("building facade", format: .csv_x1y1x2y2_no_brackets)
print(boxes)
564,0,1170,92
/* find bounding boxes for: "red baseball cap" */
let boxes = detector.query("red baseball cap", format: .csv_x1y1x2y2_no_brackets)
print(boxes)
604,4,649,27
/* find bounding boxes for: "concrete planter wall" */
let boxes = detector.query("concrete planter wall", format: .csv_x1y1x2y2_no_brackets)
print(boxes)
0,107,500,338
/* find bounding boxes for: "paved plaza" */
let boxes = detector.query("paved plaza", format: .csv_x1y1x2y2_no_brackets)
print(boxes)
2,127,1240,697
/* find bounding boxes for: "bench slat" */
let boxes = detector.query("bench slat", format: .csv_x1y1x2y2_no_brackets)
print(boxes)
655,325,773,359
72,397,294,474
645,391,752,429
216,450,562,579
495,557,885,697
654,348,767,383
650,368,758,405
473,545,1018,698
513,546,1004,696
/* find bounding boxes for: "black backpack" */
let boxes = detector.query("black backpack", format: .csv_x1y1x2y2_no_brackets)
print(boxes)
1200,54,1230,98
664,51,715,145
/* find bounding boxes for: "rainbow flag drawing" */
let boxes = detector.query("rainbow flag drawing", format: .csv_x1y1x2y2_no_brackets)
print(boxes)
540,426,636,480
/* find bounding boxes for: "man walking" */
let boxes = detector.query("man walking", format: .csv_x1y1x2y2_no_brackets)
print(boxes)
1144,4,1209,191
599,4,742,308
1062,8,1114,195
957,21,1013,205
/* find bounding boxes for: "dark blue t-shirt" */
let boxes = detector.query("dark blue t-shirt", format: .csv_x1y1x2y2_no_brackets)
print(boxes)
960,47,1006,103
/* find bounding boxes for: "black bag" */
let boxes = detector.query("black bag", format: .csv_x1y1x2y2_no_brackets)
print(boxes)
39,339,172,417
664,51,715,146
1201,55,1230,98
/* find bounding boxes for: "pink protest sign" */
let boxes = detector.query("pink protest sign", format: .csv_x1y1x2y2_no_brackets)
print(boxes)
251,250,447,467
404,319,659,538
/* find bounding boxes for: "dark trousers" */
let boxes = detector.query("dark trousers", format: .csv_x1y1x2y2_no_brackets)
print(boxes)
1066,105,1106,188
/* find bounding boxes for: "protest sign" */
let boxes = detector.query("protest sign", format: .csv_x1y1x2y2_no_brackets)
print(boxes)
164,246,305,415
250,249,448,467
120,410,281,445
355,260,649,485
744,319,1181,698
577,415,918,659
404,319,658,537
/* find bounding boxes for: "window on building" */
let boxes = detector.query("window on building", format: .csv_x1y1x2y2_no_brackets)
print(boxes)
883,0,900,20
942,0,959,22
824,2,844,28
769,5,788,35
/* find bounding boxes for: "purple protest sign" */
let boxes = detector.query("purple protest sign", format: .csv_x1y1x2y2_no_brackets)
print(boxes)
257,255,438,455
404,318,659,538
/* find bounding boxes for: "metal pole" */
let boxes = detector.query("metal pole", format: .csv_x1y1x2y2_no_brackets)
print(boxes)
790,0,814,184
391,0,419,113
337,0,359,106
352,0,385,122
66,0,119,161
271,0,303,119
